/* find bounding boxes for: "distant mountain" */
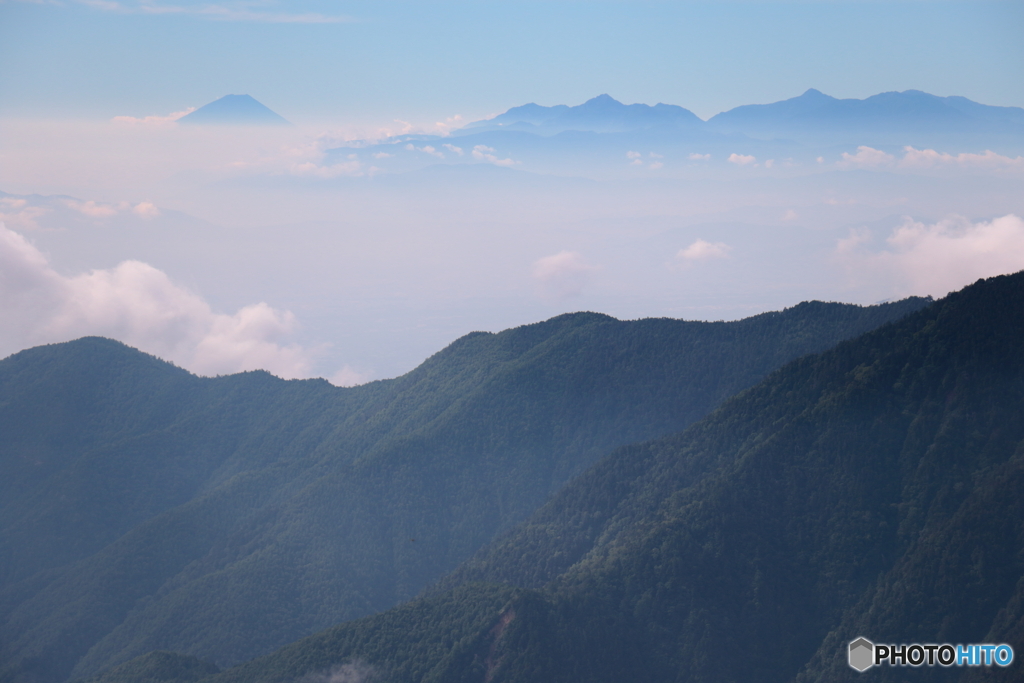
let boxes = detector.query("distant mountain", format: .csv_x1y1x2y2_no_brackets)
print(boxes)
331,89,1024,177
458,90,1024,139
177,95,290,126
457,94,704,135
707,88,1024,140
0,300,927,682
204,271,1024,683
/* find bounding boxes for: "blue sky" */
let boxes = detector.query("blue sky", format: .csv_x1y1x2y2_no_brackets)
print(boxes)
2,1,1022,122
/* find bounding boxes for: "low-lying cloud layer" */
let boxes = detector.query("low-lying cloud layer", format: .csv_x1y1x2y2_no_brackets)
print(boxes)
533,250,598,299
0,222,322,381
837,214,1024,298
678,239,731,261
839,146,1024,171
4,111,1024,380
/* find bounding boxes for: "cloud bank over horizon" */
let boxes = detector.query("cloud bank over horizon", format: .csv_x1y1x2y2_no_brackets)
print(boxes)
0,221,347,383
3,83,1024,381
836,214,1024,299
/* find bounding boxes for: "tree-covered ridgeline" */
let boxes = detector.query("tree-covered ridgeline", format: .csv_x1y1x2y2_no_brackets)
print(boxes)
0,299,926,682
201,273,1024,683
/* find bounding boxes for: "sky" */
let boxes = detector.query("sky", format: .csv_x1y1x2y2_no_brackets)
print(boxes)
3,0,1023,123
1,0,1023,384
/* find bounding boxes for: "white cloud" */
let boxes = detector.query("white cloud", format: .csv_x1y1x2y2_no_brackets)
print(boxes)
372,152,393,159
74,0,352,23
442,144,464,156
300,661,377,683
835,227,872,254
405,144,444,159
289,160,363,178
649,152,663,159
688,153,710,161
677,238,731,261
434,115,466,136
626,151,642,159
330,365,372,387
782,209,799,221
112,107,195,126
65,199,119,218
376,115,468,139
132,202,160,218
838,146,895,168
728,153,756,166
532,250,598,298
649,161,664,170
0,221,320,380
78,0,122,11
472,145,516,167
836,214,1024,297
394,120,415,135
764,159,775,169
899,146,1024,170
0,198,49,231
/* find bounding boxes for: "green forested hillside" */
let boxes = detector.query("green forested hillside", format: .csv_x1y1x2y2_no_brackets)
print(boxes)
0,299,926,683
202,273,1024,683
81,653,218,683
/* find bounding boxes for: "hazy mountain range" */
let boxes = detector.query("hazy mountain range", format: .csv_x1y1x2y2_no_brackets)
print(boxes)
460,89,1024,139
205,271,1024,683
191,89,1024,138
0,300,928,682
326,89,1024,176
67,271,1024,683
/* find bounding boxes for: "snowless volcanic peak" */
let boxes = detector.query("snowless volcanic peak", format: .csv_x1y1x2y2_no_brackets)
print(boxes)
178,94,291,126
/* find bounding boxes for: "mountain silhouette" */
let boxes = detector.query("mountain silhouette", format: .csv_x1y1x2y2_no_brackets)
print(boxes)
201,272,1024,683
177,94,291,126
459,94,703,135
0,301,927,681
452,89,1024,143
707,88,1024,138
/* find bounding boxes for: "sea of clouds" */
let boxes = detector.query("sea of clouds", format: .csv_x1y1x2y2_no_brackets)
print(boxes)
2,115,1023,383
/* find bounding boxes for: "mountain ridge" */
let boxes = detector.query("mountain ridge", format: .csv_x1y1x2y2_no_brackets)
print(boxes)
459,94,704,135
457,89,1024,138
328,89,1024,174
198,271,1024,683
0,300,929,682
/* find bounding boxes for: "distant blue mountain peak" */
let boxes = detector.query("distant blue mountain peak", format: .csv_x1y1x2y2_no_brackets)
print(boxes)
178,94,291,126
461,94,702,136
707,88,1024,136
578,94,620,108
798,88,831,100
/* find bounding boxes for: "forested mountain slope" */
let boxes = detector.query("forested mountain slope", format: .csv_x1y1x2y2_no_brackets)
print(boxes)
0,299,926,683
206,273,1024,683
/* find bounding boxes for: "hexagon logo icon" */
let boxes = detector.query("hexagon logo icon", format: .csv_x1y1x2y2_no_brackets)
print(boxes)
849,637,874,672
